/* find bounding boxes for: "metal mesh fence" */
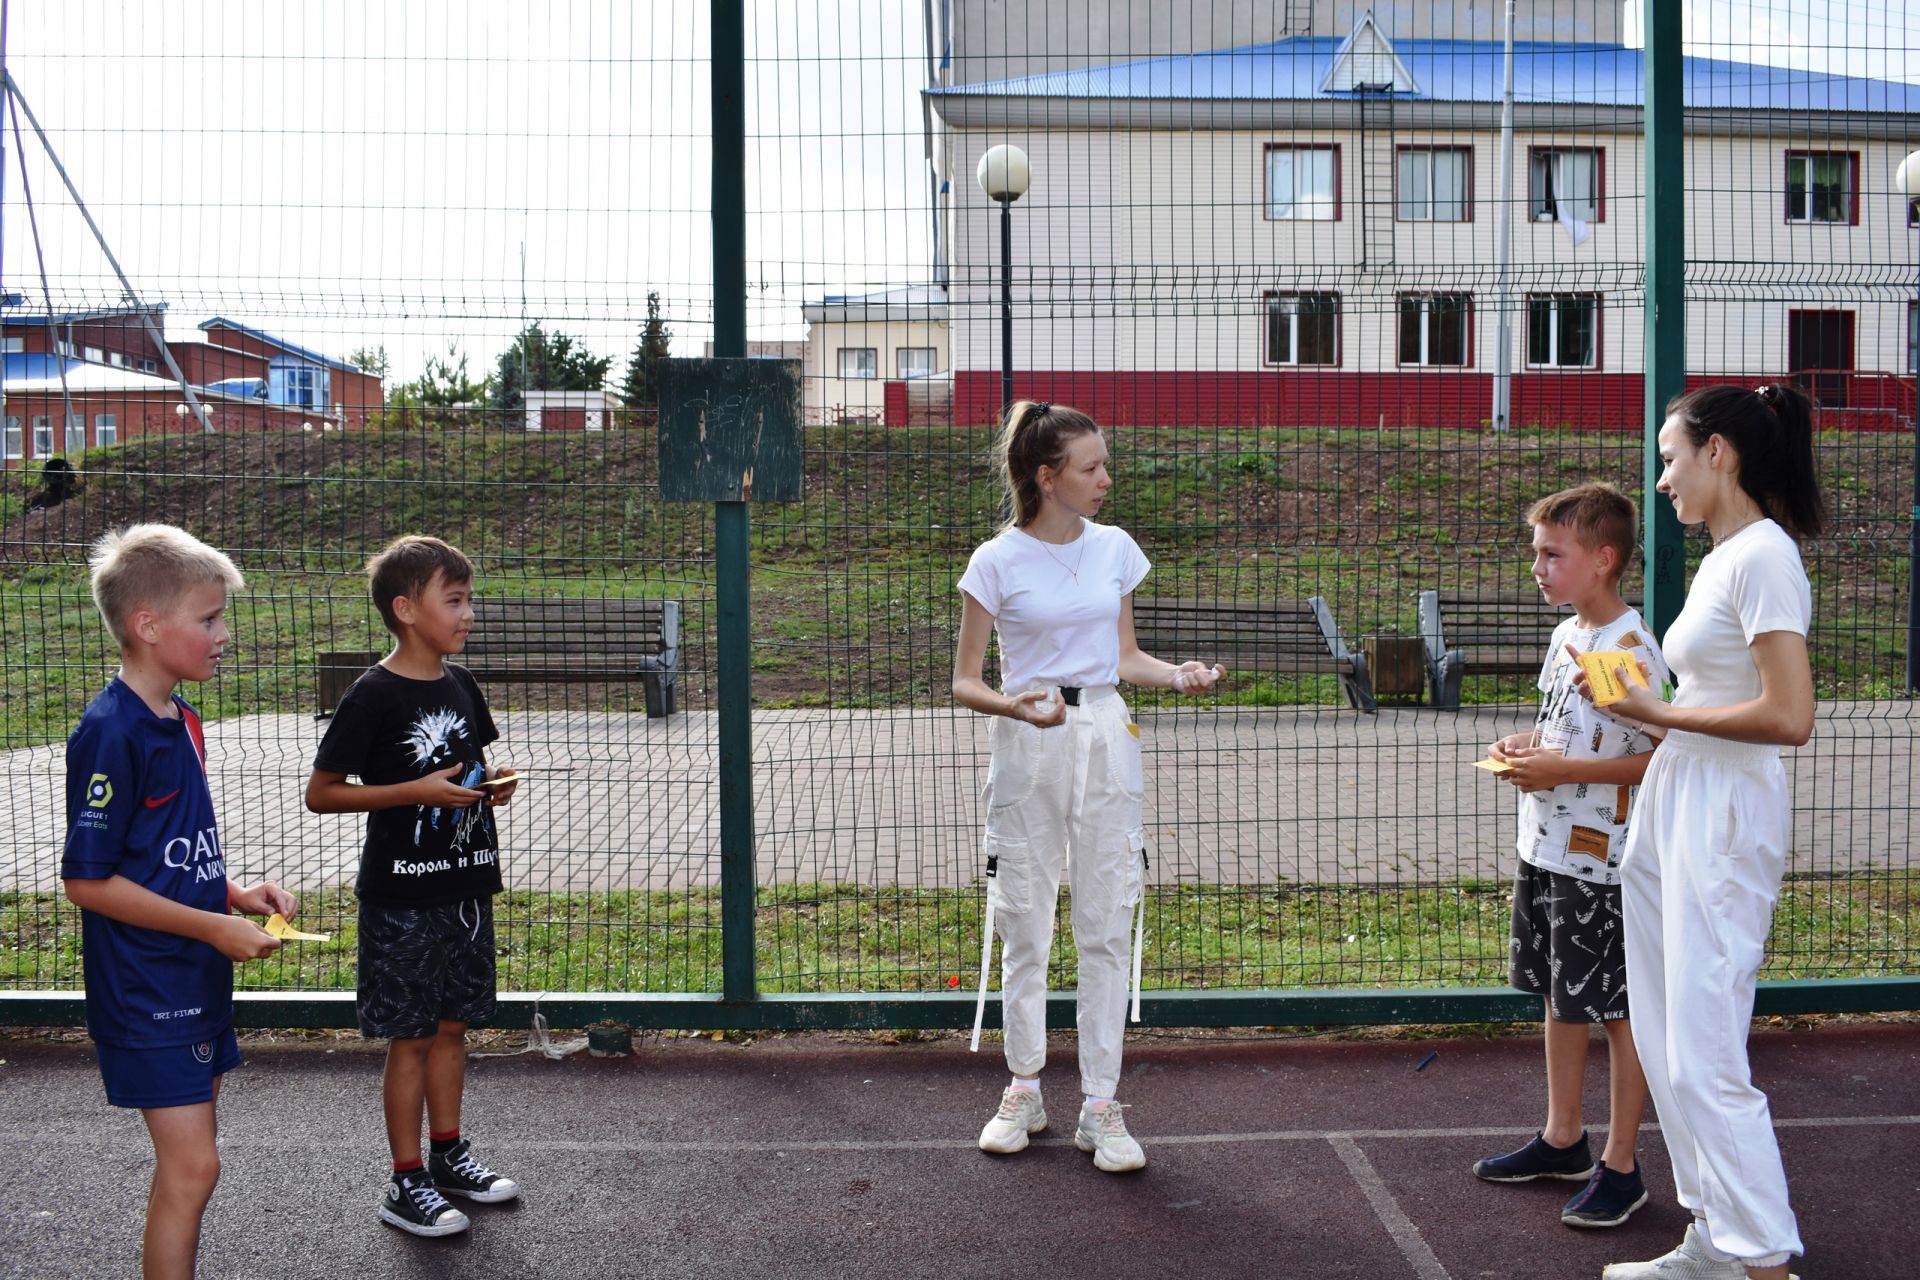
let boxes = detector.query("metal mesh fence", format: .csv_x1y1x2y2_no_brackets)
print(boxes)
0,2,1914,1013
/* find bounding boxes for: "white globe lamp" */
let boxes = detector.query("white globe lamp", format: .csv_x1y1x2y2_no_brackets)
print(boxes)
976,144,1031,203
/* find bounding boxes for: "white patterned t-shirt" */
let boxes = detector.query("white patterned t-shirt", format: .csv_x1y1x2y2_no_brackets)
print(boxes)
1516,607,1669,883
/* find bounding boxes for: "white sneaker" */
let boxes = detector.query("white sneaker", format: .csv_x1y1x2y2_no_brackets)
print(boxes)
978,1085,1047,1154
1073,1100,1146,1173
1601,1223,1797,1280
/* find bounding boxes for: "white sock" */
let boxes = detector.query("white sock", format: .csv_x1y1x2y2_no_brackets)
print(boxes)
1010,1075,1040,1095
1085,1095,1114,1110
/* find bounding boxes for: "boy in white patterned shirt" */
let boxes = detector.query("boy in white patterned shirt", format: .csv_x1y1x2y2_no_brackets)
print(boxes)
1472,483,1669,1230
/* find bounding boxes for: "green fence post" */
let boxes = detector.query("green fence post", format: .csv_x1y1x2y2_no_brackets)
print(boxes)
1643,0,1686,638
711,0,753,1003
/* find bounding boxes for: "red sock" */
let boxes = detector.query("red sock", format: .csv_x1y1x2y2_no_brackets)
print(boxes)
393,1158,425,1175
429,1128,461,1152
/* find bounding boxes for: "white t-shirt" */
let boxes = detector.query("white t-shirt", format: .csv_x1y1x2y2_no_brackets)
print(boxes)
1664,519,1811,711
1517,606,1670,883
957,521,1151,692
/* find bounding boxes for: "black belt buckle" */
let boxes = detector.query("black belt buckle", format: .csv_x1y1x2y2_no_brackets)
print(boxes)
1059,686,1082,706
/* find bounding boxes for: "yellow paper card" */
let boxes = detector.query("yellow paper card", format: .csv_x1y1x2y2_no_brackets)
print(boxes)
1126,723,1141,739
264,914,331,942
1472,757,1515,775
1576,650,1648,706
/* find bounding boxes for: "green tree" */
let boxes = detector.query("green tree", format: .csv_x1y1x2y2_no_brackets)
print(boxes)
384,343,489,426
346,344,391,379
489,322,613,412
620,291,674,411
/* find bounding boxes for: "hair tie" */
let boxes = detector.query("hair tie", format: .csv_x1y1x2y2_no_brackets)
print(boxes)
1754,383,1781,408
1032,401,1052,418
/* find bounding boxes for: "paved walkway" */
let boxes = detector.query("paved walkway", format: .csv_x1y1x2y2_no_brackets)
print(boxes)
3,702,1912,892
0,1022,1914,1279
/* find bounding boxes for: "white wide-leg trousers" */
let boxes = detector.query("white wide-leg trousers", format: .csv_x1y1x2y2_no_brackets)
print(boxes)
974,686,1146,1098
1620,731,1802,1267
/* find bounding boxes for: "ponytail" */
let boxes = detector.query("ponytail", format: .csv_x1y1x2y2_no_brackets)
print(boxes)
995,400,1101,528
1664,382,1826,540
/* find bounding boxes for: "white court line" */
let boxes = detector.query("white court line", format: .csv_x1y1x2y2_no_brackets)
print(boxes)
1330,1133,1451,1280
9,1113,1913,1154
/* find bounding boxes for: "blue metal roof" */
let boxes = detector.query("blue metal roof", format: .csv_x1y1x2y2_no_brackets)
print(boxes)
198,316,358,373
2,353,79,380
927,38,1920,113
1,302,168,325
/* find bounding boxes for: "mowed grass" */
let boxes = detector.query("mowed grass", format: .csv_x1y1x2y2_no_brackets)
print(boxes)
3,874,1911,994
1,421,1912,743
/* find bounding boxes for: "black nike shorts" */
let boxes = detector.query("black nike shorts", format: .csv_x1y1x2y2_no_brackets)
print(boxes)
1507,861,1629,1024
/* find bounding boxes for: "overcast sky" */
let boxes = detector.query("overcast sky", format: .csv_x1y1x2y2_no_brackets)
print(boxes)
2,1,1915,387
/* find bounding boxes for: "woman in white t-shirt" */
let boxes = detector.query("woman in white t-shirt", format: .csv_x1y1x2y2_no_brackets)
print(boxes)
953,400,1223,1174
1589,383,1826,1280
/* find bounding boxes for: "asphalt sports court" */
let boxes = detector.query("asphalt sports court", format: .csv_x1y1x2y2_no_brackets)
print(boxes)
0,1021,1912,1279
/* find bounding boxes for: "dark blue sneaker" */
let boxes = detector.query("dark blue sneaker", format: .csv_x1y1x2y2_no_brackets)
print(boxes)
1562,1161,1649,1228
1471,1130,1596,1182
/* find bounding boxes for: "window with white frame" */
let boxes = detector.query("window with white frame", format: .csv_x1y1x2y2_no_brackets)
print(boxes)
1,337,22,353
837,348,877,379
94,413,117,448
1398,147,1469,221
1529,147,1601,223
271,361,326,408
54,339,74,357
64,414,85,454
108,351,127,367
31,415,52,457
84,346,104,363
1266,145,1338,220
1784,151,1856,224
139,358,157,373
3,416,19,459
1527,294,1599,368
1398,294,1471,366
897,347,937,379
1265,292,1340,365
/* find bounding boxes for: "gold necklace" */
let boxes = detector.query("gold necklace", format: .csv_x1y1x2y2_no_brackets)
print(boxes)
1713,511,1766,545
1028,524,1088,581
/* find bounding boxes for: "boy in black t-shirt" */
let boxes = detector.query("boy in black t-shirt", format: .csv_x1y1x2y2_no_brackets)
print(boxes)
306,535,522,1237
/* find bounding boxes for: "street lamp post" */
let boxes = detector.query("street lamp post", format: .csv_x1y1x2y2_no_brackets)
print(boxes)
977,143,1031,417
1899,150,1920,691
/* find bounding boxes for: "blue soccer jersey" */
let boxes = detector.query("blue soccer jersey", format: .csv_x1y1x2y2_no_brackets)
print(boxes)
61,679,233,1048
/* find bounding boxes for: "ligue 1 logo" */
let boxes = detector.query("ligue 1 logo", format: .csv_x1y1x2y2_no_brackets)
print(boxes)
192,1041,214,1064
86,774,113,808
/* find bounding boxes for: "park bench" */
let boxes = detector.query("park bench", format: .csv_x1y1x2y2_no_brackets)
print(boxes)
1130,597,1376,712
317,597,682,719
1417,589,1640,710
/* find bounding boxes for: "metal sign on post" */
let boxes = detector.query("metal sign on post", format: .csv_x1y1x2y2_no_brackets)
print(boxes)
656,352,801,1007
657,358,803,503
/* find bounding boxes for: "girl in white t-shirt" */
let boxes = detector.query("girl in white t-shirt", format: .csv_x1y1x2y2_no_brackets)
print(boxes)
1588,383,1826,1280
953,400,1223,1174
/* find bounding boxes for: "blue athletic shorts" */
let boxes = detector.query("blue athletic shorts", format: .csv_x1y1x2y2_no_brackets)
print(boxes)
96,1028,241,1109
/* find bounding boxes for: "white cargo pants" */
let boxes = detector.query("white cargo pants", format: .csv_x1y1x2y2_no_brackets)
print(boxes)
1619,731,1802,1267
970,685,1147,1098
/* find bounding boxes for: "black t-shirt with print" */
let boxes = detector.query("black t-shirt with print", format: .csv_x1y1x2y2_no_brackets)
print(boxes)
313,663,504,907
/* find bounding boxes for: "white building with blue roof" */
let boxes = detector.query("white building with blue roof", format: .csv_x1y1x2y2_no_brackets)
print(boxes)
914,1,1920,429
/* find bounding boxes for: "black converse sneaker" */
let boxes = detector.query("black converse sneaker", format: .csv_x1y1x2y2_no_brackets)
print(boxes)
430,1138,521,1204
381,1168,470,1237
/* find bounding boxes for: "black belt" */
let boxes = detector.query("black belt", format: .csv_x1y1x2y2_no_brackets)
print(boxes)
1058,686,1082,706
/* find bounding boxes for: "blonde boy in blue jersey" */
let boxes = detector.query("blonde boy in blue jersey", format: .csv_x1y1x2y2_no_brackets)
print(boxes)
61,524,297,1280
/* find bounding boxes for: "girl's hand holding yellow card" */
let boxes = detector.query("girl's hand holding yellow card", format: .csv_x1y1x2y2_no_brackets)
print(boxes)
1576,650,1648,706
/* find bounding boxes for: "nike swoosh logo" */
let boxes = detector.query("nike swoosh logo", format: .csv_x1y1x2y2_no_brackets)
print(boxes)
144,790,181,808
